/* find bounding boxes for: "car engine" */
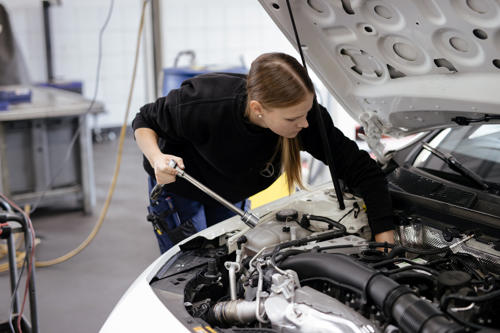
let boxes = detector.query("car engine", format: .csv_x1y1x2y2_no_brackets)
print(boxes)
150,185,500,332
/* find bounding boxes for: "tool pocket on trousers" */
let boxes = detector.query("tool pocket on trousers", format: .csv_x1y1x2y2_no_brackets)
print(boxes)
147,194,201,245
164,218,198,244
147,210,199,246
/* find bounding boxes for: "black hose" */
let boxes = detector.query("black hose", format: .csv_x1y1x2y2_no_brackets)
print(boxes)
367,242,396,249
450,253,487,281
385,245,450,260
338,206,357,223
269,213,348,265
305,214,346,231
386,264,439,276
0,199,11,212
389,272,437,285
441,289,500,311
281,253,397,306
318,241,394,252
0,213,23,224
270,228,346,265
280,253,464,333
372,257,448,270
403,246,450,255
274,249,309,262
445,309,491,331
319,244,355,251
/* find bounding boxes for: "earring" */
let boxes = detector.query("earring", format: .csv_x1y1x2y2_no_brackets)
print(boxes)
257,114,262,118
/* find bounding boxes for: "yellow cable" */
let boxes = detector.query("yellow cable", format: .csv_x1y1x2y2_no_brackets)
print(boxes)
0,243,7,258
33,0,149,268
0,252,26,272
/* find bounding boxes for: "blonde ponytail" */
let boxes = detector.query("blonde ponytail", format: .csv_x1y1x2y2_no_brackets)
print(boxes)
246,53,314,192
280,137,304,192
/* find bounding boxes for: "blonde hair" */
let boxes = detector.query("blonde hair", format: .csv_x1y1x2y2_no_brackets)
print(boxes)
246,53,314,192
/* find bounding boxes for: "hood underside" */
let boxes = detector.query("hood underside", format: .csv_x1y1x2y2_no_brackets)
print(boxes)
259,0,500,136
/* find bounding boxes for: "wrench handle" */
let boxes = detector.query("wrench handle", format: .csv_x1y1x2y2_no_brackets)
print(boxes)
156,160,258,228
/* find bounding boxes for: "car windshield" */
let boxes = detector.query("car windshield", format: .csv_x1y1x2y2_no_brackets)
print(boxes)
414,124,500,186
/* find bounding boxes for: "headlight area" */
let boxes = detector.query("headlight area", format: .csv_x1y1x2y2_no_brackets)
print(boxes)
149,194,500,332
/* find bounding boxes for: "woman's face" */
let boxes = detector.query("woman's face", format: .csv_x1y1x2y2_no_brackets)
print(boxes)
256,93,314,138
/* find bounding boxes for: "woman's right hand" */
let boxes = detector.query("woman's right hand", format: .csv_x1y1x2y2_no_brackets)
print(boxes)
152,154,185,185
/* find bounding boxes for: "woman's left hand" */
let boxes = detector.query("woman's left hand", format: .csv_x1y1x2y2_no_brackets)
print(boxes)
374,230,394,244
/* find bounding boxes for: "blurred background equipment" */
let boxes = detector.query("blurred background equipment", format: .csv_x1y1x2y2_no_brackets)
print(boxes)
0,194,38,333
162,50,247,96
0,87,104,214
0,4,30,86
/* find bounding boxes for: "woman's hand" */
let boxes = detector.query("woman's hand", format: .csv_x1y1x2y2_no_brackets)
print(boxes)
374,230,394,243
374,230,395,251
152,154,185,185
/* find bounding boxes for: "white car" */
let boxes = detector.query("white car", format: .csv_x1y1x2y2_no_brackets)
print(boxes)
102,1,500,332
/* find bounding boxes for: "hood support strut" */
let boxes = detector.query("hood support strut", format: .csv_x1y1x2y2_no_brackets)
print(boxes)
285,0,345,210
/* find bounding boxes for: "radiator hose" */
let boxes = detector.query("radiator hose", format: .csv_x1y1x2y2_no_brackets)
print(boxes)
280,253,465,333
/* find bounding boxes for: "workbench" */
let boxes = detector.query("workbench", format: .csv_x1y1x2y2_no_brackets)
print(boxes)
0,86,105,214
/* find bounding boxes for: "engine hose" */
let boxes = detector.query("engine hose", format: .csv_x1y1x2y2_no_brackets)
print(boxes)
367,242,396,249
441,289,500,311
445,309,495,331
270,228,346,265
280,253,465,333
389,272,437,285
317,242,394,253
385,245,450,260
386,264,439,276
274,249,308,263
372,257,448,269
304,214,346,231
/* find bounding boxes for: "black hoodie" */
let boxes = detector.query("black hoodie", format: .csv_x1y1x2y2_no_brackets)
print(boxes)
132,73,393,234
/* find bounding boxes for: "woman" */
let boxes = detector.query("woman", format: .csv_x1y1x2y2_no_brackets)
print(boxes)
133,52,394,253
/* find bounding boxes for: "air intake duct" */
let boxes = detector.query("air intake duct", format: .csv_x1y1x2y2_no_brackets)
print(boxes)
280,253,465,333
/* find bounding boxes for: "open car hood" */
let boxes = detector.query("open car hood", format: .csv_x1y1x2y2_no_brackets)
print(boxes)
259,0,500,138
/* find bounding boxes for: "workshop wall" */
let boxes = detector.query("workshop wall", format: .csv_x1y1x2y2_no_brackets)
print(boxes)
160,0,357,138
49,0,148,130
161,0,292,72
4,0,148,129
2,0,45,83
4,0,357,138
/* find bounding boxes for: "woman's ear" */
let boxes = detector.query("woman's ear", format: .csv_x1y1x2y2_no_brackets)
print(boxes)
249,100,264,117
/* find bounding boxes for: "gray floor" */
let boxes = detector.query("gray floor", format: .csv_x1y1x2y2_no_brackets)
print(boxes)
0,134,159,333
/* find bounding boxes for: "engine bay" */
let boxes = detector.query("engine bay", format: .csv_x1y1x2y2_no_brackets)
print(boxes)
150,184,500,332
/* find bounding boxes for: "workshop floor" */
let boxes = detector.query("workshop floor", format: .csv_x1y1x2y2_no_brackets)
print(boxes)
0,133,159,333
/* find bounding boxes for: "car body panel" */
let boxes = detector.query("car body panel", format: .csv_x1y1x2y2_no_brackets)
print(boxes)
258,0,500,136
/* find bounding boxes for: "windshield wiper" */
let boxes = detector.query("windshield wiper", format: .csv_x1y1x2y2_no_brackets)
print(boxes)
421,142,490,191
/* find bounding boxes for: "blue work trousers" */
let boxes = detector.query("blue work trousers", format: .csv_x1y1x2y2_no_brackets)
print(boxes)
147,176,249,253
